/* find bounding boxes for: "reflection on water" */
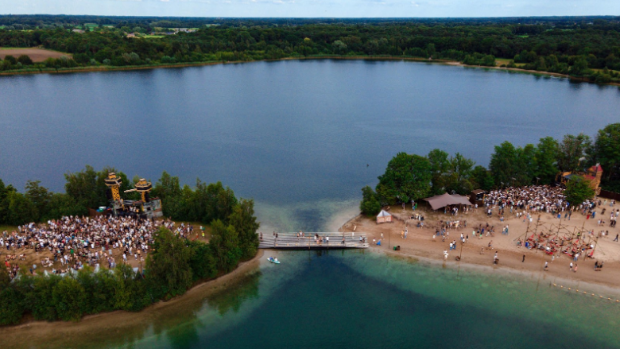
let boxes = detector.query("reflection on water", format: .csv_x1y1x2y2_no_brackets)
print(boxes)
7,251,617,349
2,60,620,230
206,271,261,316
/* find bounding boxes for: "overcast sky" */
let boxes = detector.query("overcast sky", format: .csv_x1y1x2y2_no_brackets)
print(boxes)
2,0,619,18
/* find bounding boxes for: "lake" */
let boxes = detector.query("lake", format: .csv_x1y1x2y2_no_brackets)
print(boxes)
1,60,619,231
5,251,620,349
1,60,620,349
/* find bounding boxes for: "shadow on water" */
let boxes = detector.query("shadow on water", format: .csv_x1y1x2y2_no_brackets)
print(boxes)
206,271,262,316
199,253,618,349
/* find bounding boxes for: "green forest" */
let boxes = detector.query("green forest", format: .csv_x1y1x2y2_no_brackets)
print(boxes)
1,16,620,83
0,167,259,325
360,123,620,215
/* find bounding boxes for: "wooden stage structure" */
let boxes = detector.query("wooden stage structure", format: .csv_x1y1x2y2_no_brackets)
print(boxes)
258,233,369,250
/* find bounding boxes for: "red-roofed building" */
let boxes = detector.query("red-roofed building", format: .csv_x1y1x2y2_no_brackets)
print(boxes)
559,163,603,195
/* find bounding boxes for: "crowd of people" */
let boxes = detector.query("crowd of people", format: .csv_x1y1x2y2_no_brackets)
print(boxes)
483,185,568,215
2,215,192,280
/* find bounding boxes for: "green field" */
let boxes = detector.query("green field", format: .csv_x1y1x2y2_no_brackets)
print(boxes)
144,35,165,39
0,225,18,232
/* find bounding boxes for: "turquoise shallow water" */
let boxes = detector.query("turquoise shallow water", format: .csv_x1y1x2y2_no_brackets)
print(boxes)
76,251,620,349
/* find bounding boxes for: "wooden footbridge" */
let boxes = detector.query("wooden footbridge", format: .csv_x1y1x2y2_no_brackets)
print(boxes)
258,233,369,250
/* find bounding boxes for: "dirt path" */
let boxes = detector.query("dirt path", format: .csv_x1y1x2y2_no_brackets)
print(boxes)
0,48,71,62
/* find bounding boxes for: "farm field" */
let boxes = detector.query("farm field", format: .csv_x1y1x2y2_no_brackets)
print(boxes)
0,47,71,62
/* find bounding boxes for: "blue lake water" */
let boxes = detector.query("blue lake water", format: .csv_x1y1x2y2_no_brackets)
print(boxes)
1,61,620,349
1,60,619,230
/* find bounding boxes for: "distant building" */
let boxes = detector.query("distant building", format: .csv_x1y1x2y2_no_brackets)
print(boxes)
72,29,85,34
126,33,136,38
559,163,603,195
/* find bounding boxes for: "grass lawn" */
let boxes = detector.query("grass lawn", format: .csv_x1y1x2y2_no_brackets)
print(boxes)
495,58,513,66
0,225,18,233
144,35,165,39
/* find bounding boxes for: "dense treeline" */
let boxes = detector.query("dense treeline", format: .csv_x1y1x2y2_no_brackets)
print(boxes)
360,123,620,215
0,166,260,325
2,15,619,29
0,165,255,229
2,17,620,83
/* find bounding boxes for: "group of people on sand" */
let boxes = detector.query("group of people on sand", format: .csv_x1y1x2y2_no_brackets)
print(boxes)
2,215,192,280
484,185,568,216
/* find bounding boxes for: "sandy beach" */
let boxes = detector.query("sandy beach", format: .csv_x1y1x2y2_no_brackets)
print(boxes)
340,201,620,289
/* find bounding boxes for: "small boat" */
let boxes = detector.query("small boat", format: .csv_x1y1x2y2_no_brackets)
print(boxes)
267,257,280,264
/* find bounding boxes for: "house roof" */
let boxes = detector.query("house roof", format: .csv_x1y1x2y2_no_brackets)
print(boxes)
589,164,603,172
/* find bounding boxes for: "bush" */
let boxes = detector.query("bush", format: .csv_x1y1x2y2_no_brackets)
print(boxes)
52,277,86,321
145,228,193,300
3,55,17,65
360,186,381,216
17,55,33,65
0,288,24,325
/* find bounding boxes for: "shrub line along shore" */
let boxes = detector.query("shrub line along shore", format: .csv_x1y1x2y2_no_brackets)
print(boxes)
1,55,618,87
2,249,263,330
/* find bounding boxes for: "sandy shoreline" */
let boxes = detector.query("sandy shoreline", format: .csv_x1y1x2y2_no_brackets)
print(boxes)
339,204,620,290
1,55,618,87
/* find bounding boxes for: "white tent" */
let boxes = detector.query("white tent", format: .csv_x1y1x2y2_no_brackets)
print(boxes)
376,210,392,224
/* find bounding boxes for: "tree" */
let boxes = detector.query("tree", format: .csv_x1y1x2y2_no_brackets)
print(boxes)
3,55,17,65
444,153,475,194
64,165,99,209
25,180,51,220
376,152,432,205
535,137,560,184
593,123,620,180
557,134,592,172
570,56,588,76
0,266,23,325
202,182,238,224
5,191,38,225
489,141,518,187
471,165,494,190
332,40,347,54
188,240,217,282
17,55,33,65
52,276,86,321
152,171,182,218
427,149,450,195
426,43,436,57
564,177,595,206
146,228,193,300
209,220,241,272
0,287,24,325
229,198,260,260
360,186,381,216
514,144,537,186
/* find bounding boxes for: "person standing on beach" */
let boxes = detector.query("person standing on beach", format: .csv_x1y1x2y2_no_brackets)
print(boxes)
570,262,573,271
493,252,498,264
614,234,618,242
522,254,525,263
544,261,548,271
